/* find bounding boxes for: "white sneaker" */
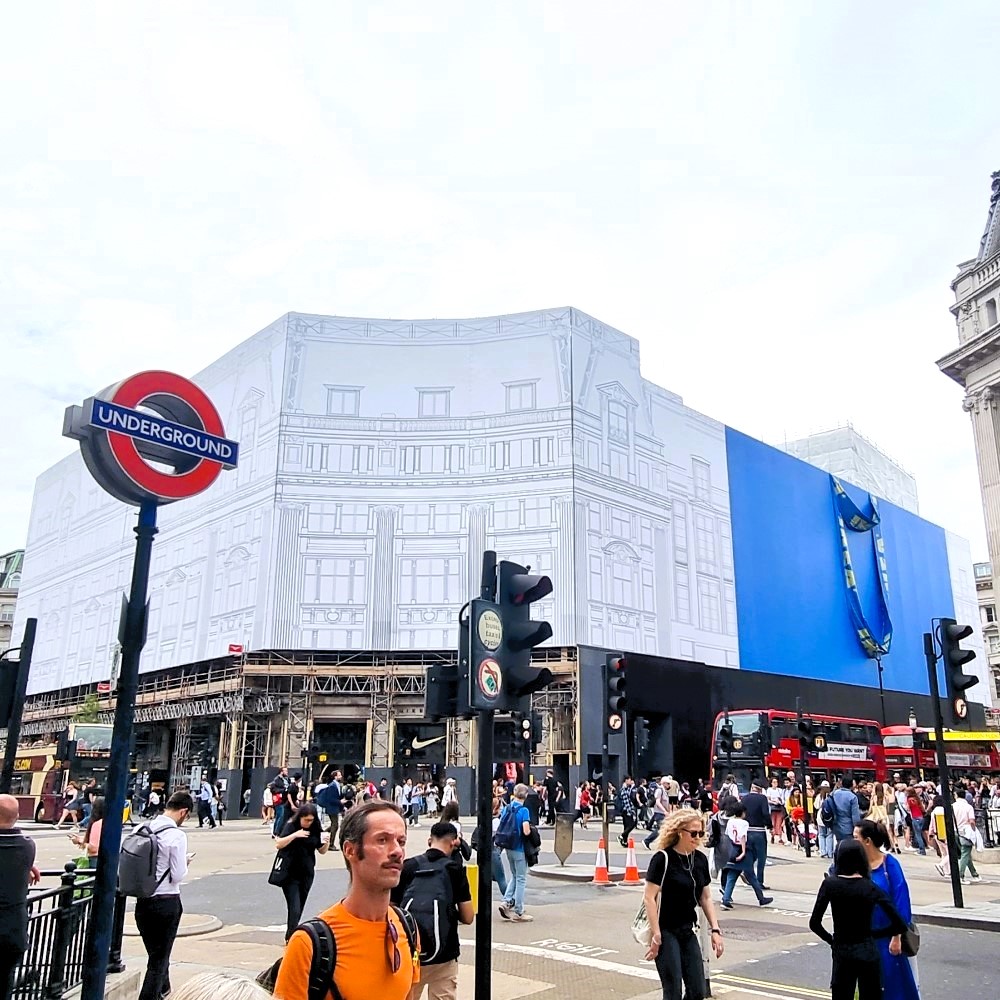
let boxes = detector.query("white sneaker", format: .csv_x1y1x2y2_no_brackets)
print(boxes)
968,875,983,884
510,912,534,922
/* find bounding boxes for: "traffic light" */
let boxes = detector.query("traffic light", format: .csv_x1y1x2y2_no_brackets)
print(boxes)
530,711,543,752
490,560,555,713
940,617,979,724
718,718,735,755
519,715,532,745
797,715,813,745
0,661,17,728
425,660,464,721
604,654,627,733
634,717,650,761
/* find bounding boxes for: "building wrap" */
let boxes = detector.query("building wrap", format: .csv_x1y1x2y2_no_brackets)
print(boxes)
13,308,990,703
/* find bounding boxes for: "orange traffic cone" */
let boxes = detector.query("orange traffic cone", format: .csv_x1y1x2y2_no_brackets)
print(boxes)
621,838,642,885
592,837,612,885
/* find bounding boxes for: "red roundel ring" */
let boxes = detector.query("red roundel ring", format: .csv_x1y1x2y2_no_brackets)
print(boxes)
106,370,226,501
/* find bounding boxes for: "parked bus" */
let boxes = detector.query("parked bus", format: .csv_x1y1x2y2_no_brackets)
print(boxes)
710,709,887,792
11,724,113,823
881,725,1000,781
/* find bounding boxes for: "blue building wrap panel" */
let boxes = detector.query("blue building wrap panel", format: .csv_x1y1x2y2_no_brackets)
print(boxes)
725,428,955,695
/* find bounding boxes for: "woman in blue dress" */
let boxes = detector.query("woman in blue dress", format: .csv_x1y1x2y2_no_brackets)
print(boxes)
855,820,921,1000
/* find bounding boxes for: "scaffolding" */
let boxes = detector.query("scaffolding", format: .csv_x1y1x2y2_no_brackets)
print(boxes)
15,645,581,771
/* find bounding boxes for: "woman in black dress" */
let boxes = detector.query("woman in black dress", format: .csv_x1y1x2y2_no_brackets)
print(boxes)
273,803,330,940
643,808,725,1000
809,838,907,1000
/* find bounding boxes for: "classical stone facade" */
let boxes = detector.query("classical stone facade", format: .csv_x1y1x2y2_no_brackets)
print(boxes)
939,171,1000,573
0,549,22,653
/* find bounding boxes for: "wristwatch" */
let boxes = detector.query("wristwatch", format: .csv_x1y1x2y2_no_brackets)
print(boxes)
710,928,722,936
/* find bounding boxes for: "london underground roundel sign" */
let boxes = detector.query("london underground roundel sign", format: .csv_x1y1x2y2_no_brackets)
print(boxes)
63,370,239,507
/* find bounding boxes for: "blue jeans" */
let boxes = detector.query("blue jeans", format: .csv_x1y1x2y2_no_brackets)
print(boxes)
911,817,927,854
502,849,527,915
747,830,768,886
818,826,835,858
721,856,767,905
492,846,509,896
272,804,286,836
644,814,665,848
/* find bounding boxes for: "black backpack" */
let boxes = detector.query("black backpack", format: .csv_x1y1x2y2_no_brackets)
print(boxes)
398,853,457,964
257,908,418,1000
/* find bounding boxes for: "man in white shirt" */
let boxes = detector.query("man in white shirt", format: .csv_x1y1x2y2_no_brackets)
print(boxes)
951,788,982,884
643,777,671,849
135,790,193,1000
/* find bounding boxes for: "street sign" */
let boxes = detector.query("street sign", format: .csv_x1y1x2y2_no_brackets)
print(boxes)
96,682,111,694
63,370,239,507
228,643,244,654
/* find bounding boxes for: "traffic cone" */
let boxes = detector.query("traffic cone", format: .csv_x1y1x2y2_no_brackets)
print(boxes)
592,838,612,885
621,838,642,885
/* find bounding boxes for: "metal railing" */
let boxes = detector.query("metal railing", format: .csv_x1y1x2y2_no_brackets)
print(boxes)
12,864,128,1000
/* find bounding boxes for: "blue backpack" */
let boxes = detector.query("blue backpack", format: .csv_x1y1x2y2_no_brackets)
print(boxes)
493,804,520,850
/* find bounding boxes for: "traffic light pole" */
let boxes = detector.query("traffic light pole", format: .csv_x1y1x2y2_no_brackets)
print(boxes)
924,631,964,908
795,698,812,859
0,618,37,795
474,709,494,1000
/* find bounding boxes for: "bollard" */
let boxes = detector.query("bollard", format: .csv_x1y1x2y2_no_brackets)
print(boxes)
44,863,79,1000
553,813,574,865
107,892,128,974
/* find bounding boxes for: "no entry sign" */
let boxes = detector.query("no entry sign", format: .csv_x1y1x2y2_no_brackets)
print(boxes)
63,370,239,507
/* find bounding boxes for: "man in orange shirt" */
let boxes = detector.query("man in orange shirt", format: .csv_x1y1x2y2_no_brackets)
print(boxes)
275,801,419,1000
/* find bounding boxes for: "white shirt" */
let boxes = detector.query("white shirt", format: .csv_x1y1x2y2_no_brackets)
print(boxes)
147,815,189,896
726,816,749,844
766,787,784,809
952,797,977,838
442,784,457,806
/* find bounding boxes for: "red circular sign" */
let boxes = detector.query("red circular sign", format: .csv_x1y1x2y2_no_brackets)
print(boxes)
106,371,227,501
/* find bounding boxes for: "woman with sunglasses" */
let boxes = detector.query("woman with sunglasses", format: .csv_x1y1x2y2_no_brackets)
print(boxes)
643,808,724,1000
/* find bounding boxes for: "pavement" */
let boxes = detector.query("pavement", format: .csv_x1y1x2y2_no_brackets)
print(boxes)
23,816,1000,999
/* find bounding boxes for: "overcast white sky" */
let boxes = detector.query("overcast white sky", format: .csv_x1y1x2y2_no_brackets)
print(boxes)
2,2,999,558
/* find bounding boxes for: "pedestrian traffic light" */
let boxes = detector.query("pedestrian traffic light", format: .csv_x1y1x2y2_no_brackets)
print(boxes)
520,715,532,743
604,654,627,733
491,560,555,713
940,617,979,724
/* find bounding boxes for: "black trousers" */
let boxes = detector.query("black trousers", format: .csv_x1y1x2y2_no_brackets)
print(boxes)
281,875,314,942
0,948,24,1000
831,944,882,1000
196,801,214,828
654,925,705,1000
620,812,638,844
135,894,183,1000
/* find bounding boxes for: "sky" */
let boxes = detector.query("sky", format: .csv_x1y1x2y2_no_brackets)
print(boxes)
2,1,999,559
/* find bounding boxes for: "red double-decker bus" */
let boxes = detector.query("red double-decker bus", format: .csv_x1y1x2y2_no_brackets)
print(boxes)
710,709,887,792
881,726,1000,781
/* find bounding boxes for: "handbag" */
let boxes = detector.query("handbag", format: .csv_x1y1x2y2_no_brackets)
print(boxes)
268,848,291,887
885,855,920,956
631,850,665,947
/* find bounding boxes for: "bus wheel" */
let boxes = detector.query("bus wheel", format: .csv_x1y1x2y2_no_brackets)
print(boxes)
35,804,45,824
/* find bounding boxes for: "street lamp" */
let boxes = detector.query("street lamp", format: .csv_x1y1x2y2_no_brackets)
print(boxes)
908,707,917,730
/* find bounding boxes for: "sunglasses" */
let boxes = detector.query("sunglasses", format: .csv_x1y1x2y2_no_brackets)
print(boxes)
684,828,705,838
385,918,400,974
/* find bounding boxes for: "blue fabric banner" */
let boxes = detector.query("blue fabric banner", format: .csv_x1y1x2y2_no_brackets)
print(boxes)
831,476,892,658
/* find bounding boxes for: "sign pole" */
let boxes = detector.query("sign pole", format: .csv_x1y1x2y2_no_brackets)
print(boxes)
924,631,963,908
601,733,610,868
0,617,37,794
474,709,494,1000
82,500,159,1000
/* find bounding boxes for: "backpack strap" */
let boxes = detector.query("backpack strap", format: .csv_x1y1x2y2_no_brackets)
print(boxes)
301,918,341,1000
390,904,420,972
